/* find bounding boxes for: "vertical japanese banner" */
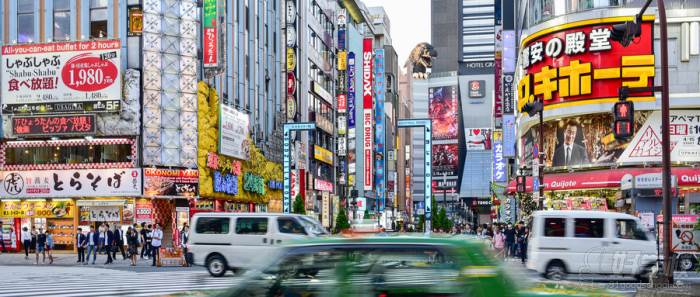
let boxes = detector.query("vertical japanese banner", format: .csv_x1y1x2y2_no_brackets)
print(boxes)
347,52,356,185
202,0,219,68
494,0,503,128
492,130,506,183
374,49,385,211
362,38,374,192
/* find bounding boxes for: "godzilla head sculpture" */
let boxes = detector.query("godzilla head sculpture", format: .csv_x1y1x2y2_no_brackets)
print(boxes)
408,42,437,79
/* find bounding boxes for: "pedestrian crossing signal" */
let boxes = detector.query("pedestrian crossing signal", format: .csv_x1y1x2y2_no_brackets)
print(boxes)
613,101,634,140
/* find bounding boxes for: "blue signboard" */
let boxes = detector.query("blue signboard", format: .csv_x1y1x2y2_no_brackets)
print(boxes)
503,114,516,157
374,49,385,211
347,52,356,128
396,119,432,223
213,171,238,195
493,130,506,183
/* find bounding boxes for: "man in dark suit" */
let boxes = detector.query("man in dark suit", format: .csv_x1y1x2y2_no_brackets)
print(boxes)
105,224,114,264
76,228,87,263
552,120,589,167
112,225,127,260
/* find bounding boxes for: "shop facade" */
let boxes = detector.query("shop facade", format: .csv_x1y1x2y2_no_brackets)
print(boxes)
512,4,700,219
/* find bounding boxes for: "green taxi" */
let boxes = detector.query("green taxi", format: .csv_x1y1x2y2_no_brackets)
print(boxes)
214,236,620,297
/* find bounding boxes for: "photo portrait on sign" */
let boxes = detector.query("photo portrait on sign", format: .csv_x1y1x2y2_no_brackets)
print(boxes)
465,128,492,150
429,86,459,140
519,112,650,171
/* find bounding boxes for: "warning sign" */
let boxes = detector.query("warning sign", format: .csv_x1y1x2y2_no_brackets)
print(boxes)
628,126,662,157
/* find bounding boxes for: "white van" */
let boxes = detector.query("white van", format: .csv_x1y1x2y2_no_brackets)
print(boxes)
188,212,328,277
527,210,657,281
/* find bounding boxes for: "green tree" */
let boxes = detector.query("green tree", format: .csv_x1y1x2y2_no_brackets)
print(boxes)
430,197,439,231
417,215,425,232
292,194,305,214
334,208,351,233
439,207,452,232
363,209,370,219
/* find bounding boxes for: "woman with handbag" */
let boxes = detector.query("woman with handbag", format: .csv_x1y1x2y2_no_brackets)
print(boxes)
126,227,139,266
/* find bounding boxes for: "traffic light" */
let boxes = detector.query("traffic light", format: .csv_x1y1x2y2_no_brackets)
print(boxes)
613,100,634,140
521,98,543,117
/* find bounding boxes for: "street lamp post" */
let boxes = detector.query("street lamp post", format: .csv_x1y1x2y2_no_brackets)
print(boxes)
609,0,672,283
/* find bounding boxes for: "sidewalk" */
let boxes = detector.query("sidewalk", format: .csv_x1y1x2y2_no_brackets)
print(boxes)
0,252,197,272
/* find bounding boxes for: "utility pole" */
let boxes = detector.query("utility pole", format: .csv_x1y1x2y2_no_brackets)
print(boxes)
608,0,672,283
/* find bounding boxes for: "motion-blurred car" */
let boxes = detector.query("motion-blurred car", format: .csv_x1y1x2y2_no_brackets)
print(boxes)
212,236,620,297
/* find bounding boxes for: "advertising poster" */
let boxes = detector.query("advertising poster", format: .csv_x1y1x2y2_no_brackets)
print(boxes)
219,104,251,160
362,38,374,191
202,0,219,68
0,200,75,218
429,86,459,140
519,112,651,170
347,52,356,128
144,168,199,197
12,114,96,137
1,40,122,114
465,128,492,150
135,200,154,224
0,168,142,198
618,110,700,164
432,144,459,176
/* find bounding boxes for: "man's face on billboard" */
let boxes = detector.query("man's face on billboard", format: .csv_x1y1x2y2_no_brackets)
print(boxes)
564,124,577,145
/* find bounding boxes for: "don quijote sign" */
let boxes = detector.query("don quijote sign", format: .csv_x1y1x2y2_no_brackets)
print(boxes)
518,17,654,111
2,40,122,114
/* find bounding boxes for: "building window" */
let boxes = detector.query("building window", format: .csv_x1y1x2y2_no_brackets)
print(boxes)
17,0,35,43
4,143,133,167
90,0,108,38
53,0,71,41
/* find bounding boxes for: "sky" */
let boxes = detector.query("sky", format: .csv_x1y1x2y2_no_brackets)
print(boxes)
361,0,431,67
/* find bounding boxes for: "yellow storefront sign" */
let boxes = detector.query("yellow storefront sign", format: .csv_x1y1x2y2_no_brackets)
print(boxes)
337,51,347,70
0,200,75,218
286,47,297,71
314,145,334,165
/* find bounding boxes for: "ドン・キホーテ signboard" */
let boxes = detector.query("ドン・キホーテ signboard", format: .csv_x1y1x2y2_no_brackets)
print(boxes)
1,40,122,114
517,17,654,111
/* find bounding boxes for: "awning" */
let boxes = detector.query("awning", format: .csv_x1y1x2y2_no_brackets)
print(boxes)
506,167,700,194
76,200,127,206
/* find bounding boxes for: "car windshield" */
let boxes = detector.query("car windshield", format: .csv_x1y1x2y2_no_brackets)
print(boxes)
298,216,329,236
222,244,466,297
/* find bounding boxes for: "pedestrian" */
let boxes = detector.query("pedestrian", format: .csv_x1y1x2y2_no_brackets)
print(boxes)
46,230,54,264
85,226,98,265
0,221,5,254
98,223,106,254
76,228,86,263
492,227,506,258
35,228,47,265
180,224,190,267
105,224,114,264
140,223,150,259
30,226,37,254
519,227,530,264
126,227,139,266
150,223,163,267
21,227,31,259
504,224,516,258
113,225,127,260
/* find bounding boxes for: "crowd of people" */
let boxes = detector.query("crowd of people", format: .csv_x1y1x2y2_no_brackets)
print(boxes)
7,222,191,267
450,222,530,264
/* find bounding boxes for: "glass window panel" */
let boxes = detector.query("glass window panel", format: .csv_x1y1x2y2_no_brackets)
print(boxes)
90,8,108,21
54,11,71,40
18,14,35,43
90,0,108,8
5,143,133,166
18,0,34,12
195,218,230,234
543,218,566,237
90,20,108,38
235,217,269,234
54,0,71,10
574,218,605,238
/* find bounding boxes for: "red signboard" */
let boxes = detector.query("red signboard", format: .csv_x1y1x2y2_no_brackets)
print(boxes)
287,71,296,95
362,38,374,191
12,114,95,136
506,167,700,193
517,17,654,111
337,94,347,113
